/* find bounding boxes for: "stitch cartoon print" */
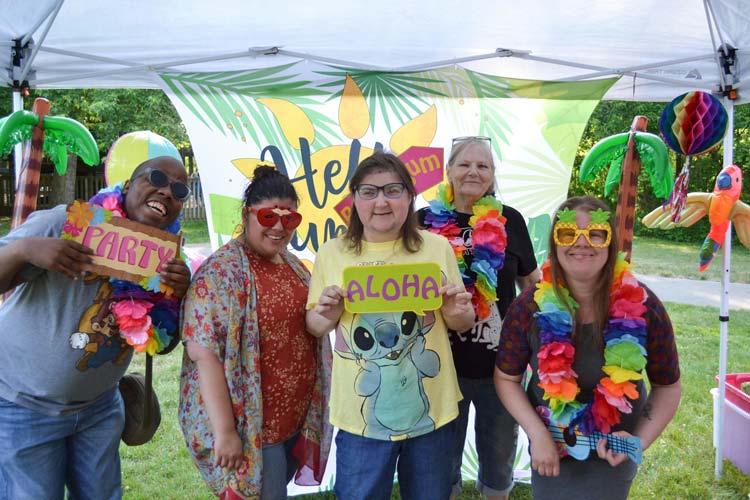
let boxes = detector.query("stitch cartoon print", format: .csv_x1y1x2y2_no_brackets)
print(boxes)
336,310,440,439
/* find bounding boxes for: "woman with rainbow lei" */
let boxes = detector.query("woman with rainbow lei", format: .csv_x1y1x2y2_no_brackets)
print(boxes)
418,136,540,500
494,196,681,499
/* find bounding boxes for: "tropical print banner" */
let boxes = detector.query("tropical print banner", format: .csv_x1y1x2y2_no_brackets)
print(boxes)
159,62,613,494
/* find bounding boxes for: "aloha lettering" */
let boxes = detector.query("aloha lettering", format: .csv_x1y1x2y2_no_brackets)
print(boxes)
347,274,440,303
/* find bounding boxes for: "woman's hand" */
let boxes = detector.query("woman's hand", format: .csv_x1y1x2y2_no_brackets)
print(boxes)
306,285,346,338
159,258,191,298
596,430,633,467
213,428,245,470
439,283,474,332
313,285,346,321
529,430,561,477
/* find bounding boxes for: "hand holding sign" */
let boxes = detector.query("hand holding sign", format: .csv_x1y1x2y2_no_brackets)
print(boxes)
61,201,182,294
22,236,94,281
313,284,346,321
440,283,473,318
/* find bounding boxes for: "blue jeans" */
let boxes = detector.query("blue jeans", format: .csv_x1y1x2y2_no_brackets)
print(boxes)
0,388,125,500
334,423,454,500
261,433,299,500
451,377,518,497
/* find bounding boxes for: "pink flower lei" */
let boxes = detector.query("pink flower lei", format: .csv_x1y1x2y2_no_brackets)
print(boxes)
86,184,182,355
423,183,507,320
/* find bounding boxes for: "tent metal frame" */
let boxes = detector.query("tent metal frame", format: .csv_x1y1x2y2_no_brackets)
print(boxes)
4,0,743,479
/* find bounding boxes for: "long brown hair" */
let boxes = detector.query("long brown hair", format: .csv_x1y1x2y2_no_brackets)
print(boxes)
342,152,422,254
547,196,619,347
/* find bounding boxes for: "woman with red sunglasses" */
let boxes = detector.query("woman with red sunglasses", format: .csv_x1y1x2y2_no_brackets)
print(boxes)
178,166,332,500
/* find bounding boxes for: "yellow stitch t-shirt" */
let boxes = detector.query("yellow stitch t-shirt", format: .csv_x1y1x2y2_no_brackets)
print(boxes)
307,231,463,441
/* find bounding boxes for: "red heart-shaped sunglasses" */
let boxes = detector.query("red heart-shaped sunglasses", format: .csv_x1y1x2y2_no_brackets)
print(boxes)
247,206,303,230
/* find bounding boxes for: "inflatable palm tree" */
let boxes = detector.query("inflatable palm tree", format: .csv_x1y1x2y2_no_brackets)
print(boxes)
579,116,673,261
0,97,99,228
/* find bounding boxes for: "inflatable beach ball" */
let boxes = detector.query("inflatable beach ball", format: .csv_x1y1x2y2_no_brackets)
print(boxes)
105,131,182,186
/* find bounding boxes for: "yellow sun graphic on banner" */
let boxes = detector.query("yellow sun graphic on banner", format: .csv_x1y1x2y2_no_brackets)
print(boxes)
230,74,438,256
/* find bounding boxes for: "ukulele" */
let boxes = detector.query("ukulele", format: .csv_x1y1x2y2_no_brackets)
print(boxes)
537,406,643,464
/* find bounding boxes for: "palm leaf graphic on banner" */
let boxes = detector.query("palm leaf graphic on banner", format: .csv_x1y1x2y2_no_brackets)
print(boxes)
317,68,446,133
417,67,483,136
466,70,515,160
502,145,572,217
161,63,339,162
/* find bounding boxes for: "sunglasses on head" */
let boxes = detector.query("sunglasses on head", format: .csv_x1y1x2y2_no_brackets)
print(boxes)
451,136,492,147
553,222,612,248
142,168,191,201
248,206,303,230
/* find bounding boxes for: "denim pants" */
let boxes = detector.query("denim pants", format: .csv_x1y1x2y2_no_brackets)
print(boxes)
451,377,518,497
260,432,299,500
334,423,454,500
0,388,125,500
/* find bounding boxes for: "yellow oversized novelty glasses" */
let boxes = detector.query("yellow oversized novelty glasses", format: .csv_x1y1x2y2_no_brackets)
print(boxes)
553,222,612,248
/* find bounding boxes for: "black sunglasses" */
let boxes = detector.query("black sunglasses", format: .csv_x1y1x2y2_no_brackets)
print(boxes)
142,168,191,201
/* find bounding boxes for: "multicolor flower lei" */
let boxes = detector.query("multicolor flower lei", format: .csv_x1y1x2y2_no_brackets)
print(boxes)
62,184,182,355
423,183,507,319
534,253,648,435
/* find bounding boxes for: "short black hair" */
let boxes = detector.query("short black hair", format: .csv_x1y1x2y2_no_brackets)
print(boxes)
242,165,299,206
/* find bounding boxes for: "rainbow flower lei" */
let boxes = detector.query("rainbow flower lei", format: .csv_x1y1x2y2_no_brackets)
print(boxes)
534,253,648,435
62,184,182,355
423,183,507,319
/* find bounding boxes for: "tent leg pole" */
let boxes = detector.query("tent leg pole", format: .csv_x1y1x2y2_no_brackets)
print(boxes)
714,96,734,479
11,90,23,191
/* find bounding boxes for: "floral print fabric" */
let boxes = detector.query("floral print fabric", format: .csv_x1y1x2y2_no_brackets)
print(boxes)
179,239,332,499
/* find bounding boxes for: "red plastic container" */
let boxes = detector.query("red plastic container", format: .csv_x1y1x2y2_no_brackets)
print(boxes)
716,373,750,413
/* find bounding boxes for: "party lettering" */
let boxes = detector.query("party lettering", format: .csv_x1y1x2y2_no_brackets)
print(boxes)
81,225,175,271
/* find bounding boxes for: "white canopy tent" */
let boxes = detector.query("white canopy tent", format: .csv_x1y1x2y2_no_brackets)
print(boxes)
2,0,749,478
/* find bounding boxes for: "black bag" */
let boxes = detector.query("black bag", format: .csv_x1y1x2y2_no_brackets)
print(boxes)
118,354,161,446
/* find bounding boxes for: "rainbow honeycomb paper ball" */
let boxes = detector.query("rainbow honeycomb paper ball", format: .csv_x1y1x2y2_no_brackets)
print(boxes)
104,131,181,186
659,91,728,156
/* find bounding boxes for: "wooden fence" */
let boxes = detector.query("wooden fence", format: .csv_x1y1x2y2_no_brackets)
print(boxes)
0,173,207,220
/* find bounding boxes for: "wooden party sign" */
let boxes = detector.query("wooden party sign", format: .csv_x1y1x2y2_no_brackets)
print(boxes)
62,201,181,289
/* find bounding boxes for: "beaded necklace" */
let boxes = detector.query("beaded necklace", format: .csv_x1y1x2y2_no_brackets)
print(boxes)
534,252,648,434
62,184,181,355
423,183,507,319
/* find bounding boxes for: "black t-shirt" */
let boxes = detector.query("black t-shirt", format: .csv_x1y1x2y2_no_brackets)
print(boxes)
418,204,537,378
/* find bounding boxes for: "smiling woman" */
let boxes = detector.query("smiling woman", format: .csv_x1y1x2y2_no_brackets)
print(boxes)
305,152,475,500
178,165,332,500
494,196,682,500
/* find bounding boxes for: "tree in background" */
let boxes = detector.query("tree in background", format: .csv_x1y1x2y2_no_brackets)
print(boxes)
571,100,750,244
0,87,189,208
0,97,99,228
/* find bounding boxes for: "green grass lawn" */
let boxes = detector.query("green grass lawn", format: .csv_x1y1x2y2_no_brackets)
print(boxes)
120,304,750,499
632,235,750,284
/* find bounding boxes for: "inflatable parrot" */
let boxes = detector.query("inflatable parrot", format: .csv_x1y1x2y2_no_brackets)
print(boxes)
642,165,750,271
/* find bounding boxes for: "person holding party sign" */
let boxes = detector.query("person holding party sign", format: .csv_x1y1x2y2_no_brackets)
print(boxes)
418,135,540,500
179,166,332,500
494,196,681,500
306,152,474,500
0,152,191,499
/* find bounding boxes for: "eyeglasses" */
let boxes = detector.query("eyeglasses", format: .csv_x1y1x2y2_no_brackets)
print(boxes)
142,168,191,201
452,136,492,147
553,222,612,248
354,182,406,200
248,206,303,230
